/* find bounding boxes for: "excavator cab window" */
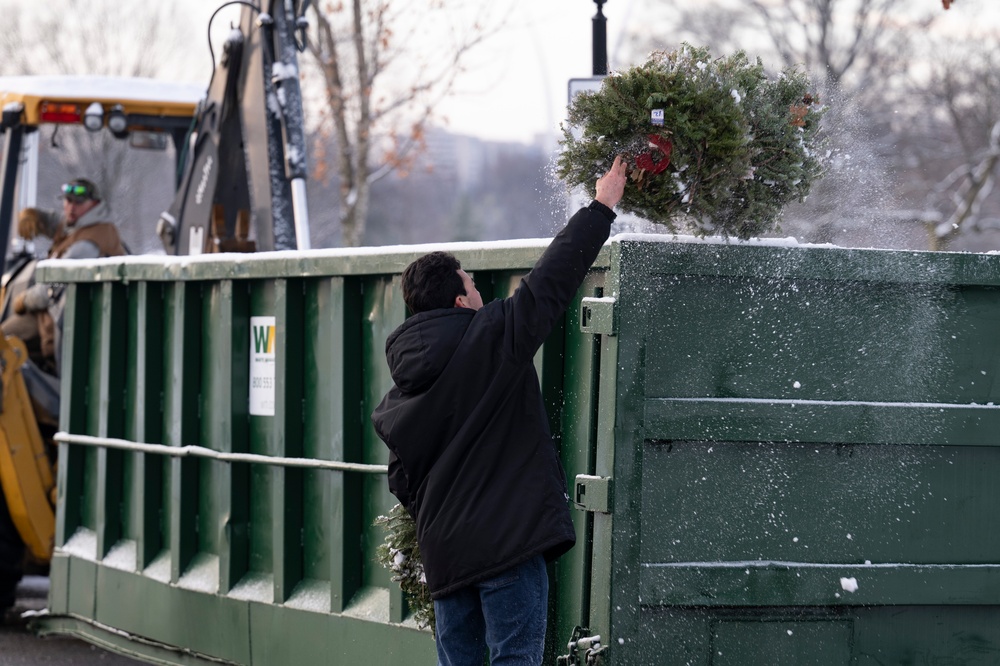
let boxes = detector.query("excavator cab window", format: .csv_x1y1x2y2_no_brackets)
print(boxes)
129,130,170,151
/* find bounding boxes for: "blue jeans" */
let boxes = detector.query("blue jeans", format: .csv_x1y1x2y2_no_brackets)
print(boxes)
434,555,548,666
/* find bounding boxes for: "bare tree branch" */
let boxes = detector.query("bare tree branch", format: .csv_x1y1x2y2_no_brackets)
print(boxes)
304,0,506,246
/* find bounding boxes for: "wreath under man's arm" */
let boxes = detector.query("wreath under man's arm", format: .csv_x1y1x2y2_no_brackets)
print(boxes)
376,504,436,634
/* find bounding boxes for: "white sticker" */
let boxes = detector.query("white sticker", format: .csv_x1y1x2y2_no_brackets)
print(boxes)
249,316,276,416
651,109,664,126
188,226,204,255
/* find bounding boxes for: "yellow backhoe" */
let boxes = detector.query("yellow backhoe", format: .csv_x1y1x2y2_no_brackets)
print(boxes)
0,0,313,612
0,80,201,608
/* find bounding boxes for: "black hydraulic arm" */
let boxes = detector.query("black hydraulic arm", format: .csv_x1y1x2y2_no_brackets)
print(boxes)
158,0,311,255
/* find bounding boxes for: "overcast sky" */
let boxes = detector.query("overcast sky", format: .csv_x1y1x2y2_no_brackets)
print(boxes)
179,0,1000,145
436,0,1000,145
193,0,616,146
431,0,626,145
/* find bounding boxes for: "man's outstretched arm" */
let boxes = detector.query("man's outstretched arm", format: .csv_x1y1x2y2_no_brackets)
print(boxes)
503,156,628,361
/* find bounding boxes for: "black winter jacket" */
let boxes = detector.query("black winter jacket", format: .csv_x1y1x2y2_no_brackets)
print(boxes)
371,203,615,599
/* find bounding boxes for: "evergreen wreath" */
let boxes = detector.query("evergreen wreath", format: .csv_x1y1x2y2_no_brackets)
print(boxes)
375,503,435,634
557,44,826,239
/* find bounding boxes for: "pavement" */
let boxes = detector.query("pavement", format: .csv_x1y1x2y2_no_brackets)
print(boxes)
0,576,145,665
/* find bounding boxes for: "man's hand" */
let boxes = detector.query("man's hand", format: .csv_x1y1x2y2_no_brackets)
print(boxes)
18,208,44,239
595,155,628,210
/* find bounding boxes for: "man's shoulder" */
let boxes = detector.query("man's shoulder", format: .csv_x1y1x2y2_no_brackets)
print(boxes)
73,219,117,230
63,221,119,245
57,221,126,258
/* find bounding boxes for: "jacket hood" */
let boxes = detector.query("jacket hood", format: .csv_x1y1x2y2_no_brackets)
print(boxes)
385,308,475,393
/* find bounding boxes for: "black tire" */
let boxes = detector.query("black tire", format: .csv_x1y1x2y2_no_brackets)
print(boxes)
0,487,25,610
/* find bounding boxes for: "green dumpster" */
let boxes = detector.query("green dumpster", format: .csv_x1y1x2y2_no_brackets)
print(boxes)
35,235,1000,664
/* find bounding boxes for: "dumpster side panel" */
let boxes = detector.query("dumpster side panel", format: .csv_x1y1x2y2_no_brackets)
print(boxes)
202,279,250,592
55,283,90,555
301,276,347,611
164,281,204,583
360,273,407,621
553,270,608,652
49,248,586,664
126,282,165,571
600,240,1000,665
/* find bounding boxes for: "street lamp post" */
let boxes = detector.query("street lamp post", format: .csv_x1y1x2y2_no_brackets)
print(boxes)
592,0,608,76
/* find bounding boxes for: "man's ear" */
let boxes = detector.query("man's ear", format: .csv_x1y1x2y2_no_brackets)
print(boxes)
454,294,467,308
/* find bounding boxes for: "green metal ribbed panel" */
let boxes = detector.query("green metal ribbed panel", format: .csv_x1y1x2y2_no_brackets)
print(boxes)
39,238,1000,664
41,243,585,664
599,239,1000,665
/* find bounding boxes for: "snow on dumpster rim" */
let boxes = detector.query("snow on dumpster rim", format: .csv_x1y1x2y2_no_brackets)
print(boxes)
38,232,826,271
613,232,833,248
38,237,562,270
41,229,994,277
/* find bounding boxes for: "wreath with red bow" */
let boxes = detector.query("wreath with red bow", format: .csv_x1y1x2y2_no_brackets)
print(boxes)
557,45,826,239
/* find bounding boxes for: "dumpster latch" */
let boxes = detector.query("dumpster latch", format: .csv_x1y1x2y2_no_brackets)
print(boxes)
557,626,609,665
574,475,612,514
580,297,616,336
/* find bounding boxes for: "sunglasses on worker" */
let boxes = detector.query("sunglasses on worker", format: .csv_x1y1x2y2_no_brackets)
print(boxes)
61,183,95,203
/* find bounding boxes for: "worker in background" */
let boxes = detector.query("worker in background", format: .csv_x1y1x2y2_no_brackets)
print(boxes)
15,177,126,262
3,178,126,373
372,156,628,665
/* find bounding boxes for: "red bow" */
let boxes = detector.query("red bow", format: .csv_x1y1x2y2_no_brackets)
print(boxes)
635,134,673,174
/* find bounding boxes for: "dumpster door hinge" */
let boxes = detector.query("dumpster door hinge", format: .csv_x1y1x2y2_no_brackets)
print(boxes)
557,626,609,666
574,475,612,514
579,297,616,335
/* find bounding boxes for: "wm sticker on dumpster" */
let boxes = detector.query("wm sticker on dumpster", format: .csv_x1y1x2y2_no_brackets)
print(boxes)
250,316,276,416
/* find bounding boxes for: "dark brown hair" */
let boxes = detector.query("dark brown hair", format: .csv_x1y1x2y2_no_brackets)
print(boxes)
401,251,465,313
